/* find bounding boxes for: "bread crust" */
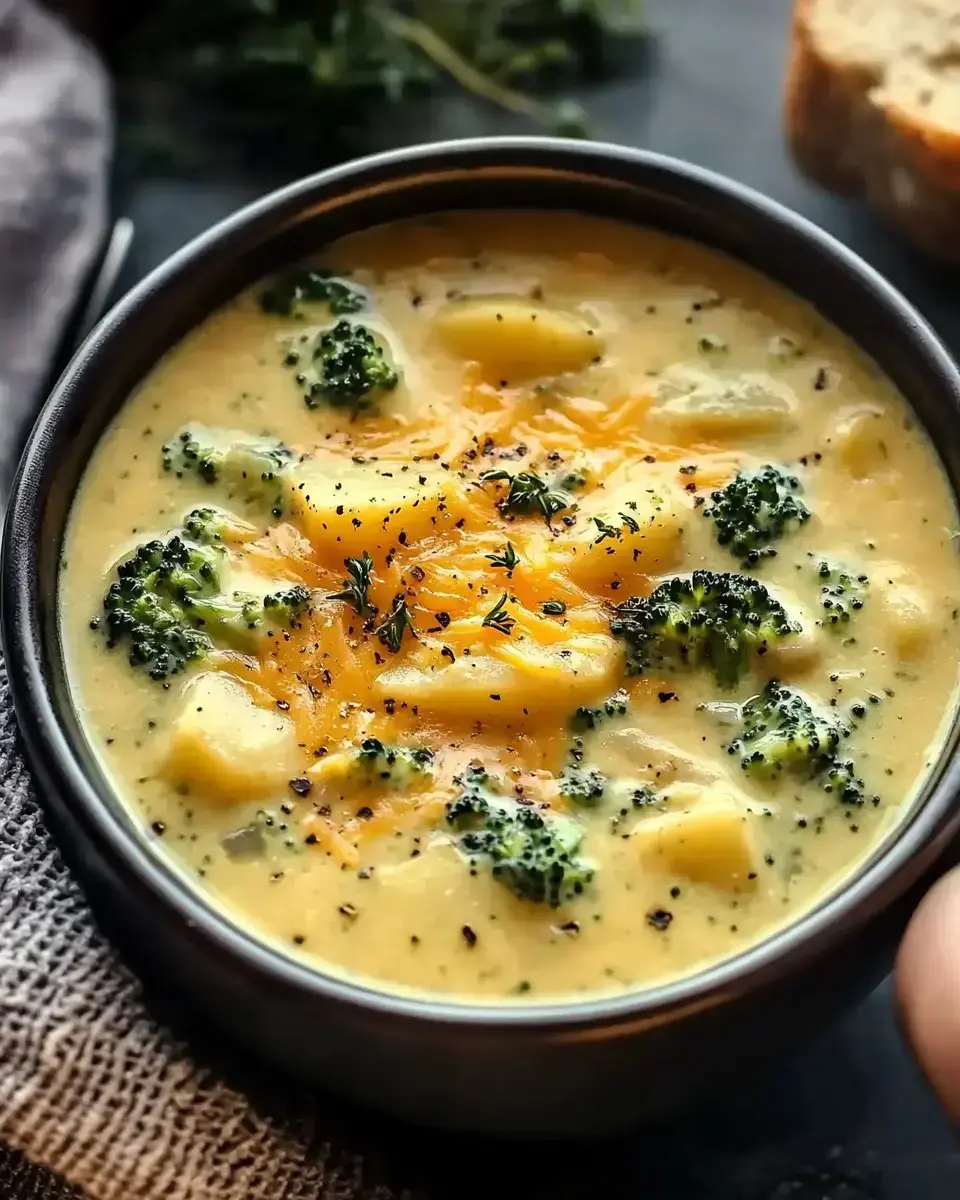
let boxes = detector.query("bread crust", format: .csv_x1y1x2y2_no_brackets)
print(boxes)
785,0,960,265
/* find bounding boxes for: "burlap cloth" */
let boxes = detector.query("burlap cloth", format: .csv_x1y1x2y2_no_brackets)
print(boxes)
0,5,422,1197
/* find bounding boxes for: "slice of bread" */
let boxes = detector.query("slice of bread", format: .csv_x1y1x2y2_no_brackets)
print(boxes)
786,0,960,264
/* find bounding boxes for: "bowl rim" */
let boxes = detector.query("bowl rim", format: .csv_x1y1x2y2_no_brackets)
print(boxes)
5,134,960,1032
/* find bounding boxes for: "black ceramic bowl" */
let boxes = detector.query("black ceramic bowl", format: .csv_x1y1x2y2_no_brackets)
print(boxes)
5,138,960,1138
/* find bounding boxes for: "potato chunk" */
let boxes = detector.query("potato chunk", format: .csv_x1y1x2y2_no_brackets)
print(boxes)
565,482,688,590
634,794,760,892
165,672,301,802
831,406,897,479
592,726,729,789
375,633,619,721
648,364,798,439
286,455,472,557
882,582,933,659
432,296,602,382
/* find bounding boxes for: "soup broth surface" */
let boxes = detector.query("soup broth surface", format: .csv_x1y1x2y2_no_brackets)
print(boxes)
61,211,960,1002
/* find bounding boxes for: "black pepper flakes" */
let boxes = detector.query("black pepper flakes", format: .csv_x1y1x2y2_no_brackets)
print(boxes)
461,924,478,947
646,908,673,931
289,777,312,797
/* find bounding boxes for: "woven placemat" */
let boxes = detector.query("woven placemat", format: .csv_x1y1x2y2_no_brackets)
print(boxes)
0,646,425,1199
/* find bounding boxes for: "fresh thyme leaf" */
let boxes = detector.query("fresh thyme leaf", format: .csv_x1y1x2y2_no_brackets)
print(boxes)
592,516,621,543
375,594,414,652
485,542,520,572
328,553,374,615
482,592,516,636
619,511,640,533
479,468,573,528
542,600,566,616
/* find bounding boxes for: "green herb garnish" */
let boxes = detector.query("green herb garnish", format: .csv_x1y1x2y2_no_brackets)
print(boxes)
592,516,621,543
542,600,566,616
482,592,516,636
480,468,573,528
375,594,414,652
328,553,374,616
109,4,646,148
618,510,640,533
485,542,519,572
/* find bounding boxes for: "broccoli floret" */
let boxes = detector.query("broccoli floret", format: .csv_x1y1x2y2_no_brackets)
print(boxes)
557,732,608,807
726,681,866,806
813,558,868,629
558,762,607,807
610,569,800,689
162,425,294,517
355,738,434,786
259,268,366,318
702,466,811,566
284,320,399,410
570,688,629,732
262,584,313,629
100,530,311,680
181,506,255,547
445,766,594,907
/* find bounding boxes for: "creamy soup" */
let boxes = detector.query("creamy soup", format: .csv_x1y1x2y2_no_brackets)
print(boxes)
61,211,960,1002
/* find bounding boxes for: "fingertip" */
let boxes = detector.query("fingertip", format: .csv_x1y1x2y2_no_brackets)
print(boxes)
896,866,960,1122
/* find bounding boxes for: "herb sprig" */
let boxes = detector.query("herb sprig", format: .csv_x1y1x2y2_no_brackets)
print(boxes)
480,468,573,529
109,3,647,148
485,542,520,572
376,594,415,652
592,516,620,543
482,593,516,636
328,553,374,616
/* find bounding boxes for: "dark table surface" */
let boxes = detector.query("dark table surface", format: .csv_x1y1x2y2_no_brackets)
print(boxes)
37,0,960,1196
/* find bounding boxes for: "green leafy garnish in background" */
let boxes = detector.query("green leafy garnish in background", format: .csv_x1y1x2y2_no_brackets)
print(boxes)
107,1,646,146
